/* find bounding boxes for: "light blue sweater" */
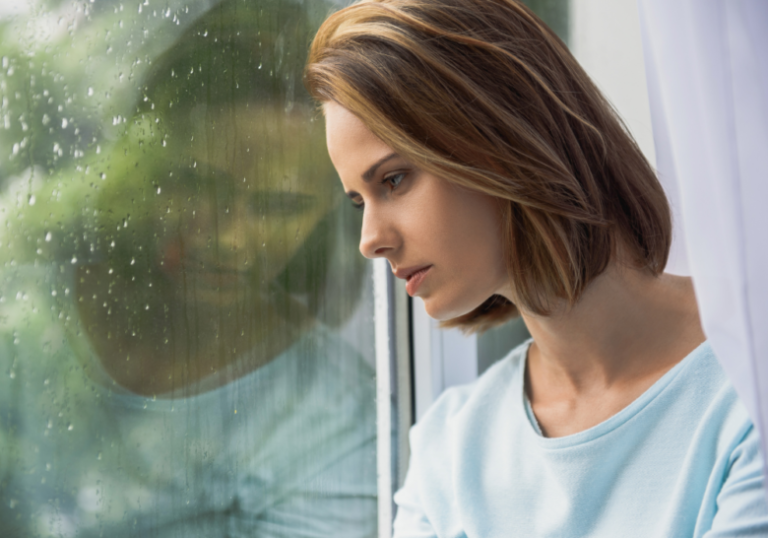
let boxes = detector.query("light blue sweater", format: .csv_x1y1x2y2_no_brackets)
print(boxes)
393,341,768,537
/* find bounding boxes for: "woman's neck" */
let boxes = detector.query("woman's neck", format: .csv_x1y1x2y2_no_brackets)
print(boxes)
513,264,706,436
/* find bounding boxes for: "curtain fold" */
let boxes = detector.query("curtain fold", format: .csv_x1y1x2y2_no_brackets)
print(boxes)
638,0,768,474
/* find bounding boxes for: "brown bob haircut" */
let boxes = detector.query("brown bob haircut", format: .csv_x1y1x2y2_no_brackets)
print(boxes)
305,0,671,333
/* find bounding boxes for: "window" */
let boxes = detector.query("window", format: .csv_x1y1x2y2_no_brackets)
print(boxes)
0,1,382,536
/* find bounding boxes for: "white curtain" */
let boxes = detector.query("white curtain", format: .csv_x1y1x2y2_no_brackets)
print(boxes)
638,0,768,469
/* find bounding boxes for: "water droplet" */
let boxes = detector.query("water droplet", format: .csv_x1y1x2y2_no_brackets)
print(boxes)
61,118,68,129
28,194,35,206
130,257,135,265
71,256,77,264
100,172,106,180
87,87,93,97
67,423,73,431
156,186,161,194
45,231,52,242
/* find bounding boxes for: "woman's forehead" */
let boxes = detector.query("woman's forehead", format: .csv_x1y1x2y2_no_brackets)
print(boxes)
324,102,394,178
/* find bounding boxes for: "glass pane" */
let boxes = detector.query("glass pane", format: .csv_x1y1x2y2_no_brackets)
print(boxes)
0,1,378,536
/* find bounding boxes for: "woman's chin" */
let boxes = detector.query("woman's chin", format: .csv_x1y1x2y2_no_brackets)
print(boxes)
421,294,480,322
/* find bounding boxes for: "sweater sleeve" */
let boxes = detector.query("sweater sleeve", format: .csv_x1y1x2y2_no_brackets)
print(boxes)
392,468,439,538
391,383,476,538
705,426,768,537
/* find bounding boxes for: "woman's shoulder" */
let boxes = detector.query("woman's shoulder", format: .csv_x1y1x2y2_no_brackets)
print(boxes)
665,341,757,457
395,340,532,536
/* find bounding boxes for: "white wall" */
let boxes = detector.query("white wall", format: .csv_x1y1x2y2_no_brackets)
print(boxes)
570,0,656,167
570,0,689,274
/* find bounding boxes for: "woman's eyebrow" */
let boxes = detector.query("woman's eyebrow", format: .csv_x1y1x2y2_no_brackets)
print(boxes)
362,153,398,181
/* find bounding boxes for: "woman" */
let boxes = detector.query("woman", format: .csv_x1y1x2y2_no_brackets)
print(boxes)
305,0,768,536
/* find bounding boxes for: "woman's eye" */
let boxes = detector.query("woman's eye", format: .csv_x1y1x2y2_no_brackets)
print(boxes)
383,172,405,190
352,201,364,211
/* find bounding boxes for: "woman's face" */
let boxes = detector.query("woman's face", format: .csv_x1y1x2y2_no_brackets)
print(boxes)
161,105,337,307
91,103,337,310
324,102,509,320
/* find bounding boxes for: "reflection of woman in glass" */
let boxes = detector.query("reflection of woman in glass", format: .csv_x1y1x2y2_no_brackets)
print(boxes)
306,0,768,536
0,1,376,536
77,1,362,396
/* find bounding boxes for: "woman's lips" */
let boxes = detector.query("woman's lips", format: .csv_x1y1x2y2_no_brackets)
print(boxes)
405,266,432,296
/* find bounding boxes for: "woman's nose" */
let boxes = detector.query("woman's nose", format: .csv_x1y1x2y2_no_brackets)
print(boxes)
358,206,397,259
